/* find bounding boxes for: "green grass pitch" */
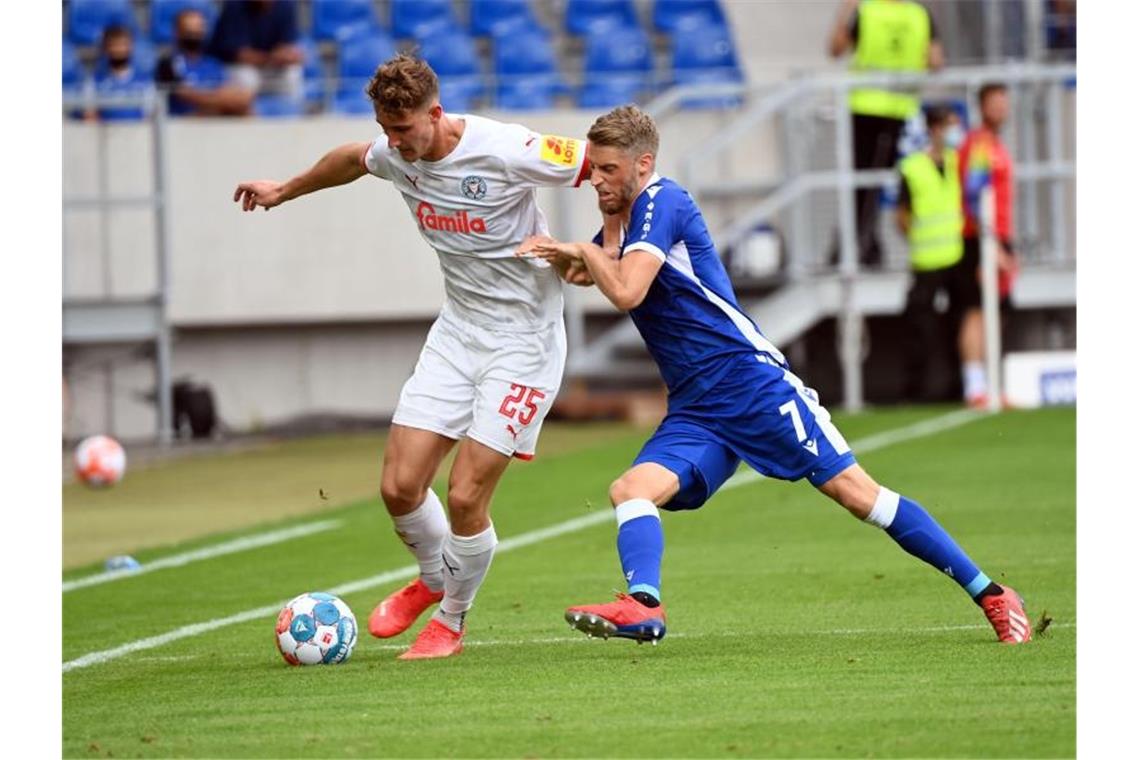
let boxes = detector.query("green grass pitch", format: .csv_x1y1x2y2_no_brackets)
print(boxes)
63,407,1075,758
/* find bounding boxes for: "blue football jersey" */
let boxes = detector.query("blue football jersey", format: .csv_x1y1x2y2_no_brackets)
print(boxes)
599,174,786,401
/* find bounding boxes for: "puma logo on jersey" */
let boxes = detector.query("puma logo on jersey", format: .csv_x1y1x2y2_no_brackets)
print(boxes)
403,173,420,189
506,423,520,440
415,202,488,234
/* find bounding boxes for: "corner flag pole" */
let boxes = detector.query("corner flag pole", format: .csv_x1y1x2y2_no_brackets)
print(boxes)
979,186,1002,413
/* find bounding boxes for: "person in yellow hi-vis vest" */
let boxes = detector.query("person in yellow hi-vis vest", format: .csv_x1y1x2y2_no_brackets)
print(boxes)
829,0,944,268
896,105,972,402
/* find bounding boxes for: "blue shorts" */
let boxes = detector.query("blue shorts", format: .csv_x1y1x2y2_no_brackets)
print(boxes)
633,355,857,511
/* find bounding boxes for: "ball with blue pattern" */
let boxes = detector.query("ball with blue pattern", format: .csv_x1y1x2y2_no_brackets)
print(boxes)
275,592,357,666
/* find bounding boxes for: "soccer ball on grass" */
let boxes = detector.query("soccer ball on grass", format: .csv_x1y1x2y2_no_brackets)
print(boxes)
275,592,357,666
74,435,126,487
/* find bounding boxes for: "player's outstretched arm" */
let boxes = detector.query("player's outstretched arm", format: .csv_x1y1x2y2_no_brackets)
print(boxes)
233,141,371,211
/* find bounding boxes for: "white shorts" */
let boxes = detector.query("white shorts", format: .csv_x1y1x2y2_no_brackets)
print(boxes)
392,312,566,460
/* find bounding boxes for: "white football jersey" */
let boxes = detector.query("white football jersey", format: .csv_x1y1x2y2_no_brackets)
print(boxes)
363,114,589,330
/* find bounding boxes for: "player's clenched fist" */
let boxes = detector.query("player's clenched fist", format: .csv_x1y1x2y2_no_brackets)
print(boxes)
233,180,287,211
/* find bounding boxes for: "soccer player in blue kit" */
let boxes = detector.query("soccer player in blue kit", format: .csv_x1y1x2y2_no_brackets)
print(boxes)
517,105,1031,645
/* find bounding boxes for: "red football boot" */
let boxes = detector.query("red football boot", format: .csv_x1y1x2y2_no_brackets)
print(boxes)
397,618,464,660
980,585,1032,644
565,592,667,643
368,578,443,639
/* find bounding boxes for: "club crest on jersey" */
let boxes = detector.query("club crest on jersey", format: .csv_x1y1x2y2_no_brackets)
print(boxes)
415,201,487,234
541,135,580,167
461,175,487,200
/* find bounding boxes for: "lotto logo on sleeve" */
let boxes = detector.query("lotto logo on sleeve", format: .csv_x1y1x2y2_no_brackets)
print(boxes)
541,135,581,167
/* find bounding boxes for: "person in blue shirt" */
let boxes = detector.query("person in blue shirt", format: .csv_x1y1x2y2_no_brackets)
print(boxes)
156,8,253,117
518,105,1032,646
86,25,152,121
207,0,303,103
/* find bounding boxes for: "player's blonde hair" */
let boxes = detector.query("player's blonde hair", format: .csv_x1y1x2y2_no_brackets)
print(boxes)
586,105,660,158
365,53,439,113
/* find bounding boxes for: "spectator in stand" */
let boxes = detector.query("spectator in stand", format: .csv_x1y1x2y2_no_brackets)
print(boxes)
829,0,944,268
896,105,968,402
958,82,1016,407
86,25,152,121
207,0,303,104
157,9,254,116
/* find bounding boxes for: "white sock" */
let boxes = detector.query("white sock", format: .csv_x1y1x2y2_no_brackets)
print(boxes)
435,524,499,632
391,490,448,592
962,361,987,400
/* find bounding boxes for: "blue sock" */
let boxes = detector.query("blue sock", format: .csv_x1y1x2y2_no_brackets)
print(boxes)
864,487,993,599
614,498,664,602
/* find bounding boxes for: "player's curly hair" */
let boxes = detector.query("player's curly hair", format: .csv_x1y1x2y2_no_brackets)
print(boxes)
586,105,660,158
365,53,439,113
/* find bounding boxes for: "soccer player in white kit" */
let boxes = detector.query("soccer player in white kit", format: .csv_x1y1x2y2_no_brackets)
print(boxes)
233,54,590,659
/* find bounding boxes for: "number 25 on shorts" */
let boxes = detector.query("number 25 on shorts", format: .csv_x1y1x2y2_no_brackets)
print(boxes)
499,384,546,426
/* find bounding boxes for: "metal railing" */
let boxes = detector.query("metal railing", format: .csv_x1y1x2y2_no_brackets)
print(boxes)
62,90,174,443
620,62,1076,411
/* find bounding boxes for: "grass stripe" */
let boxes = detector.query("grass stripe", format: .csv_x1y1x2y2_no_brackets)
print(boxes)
63,409,985,673
63,519,344,593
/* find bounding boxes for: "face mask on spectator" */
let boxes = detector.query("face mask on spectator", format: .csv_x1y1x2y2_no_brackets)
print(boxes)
178,36,205,54
944,125,965,149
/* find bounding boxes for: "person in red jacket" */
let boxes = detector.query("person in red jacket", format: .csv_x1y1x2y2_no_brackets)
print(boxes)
958,83,1016,407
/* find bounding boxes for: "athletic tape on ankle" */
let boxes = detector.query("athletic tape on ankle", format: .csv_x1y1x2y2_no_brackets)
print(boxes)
614,498,659,526
865,487,900,529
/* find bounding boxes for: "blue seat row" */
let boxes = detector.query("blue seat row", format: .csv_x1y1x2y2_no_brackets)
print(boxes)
67,0,729,45
65,1,742,113
327,22,739,111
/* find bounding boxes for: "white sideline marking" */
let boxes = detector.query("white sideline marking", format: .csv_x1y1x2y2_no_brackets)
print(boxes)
63,409,986,673
62,520,344,593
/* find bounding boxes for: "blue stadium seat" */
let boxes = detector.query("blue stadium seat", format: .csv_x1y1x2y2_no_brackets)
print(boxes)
486,14,553,44
297,37,328,111
565,0,639,37
577,76,648,108
390,0,459,41
334,31,397,114
63,40,85,89
496,75,562,110
255,94,305,118
652,0,725,34
311,0,383,43
584,25,653,76
63,40,88,119
130,38,158,76
151,0,217,45
670,22,743,108
470,0,536,38
493,28,566,108
578,25,653,107
68,0,139,46
493,29,559,78
419,31,486,111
